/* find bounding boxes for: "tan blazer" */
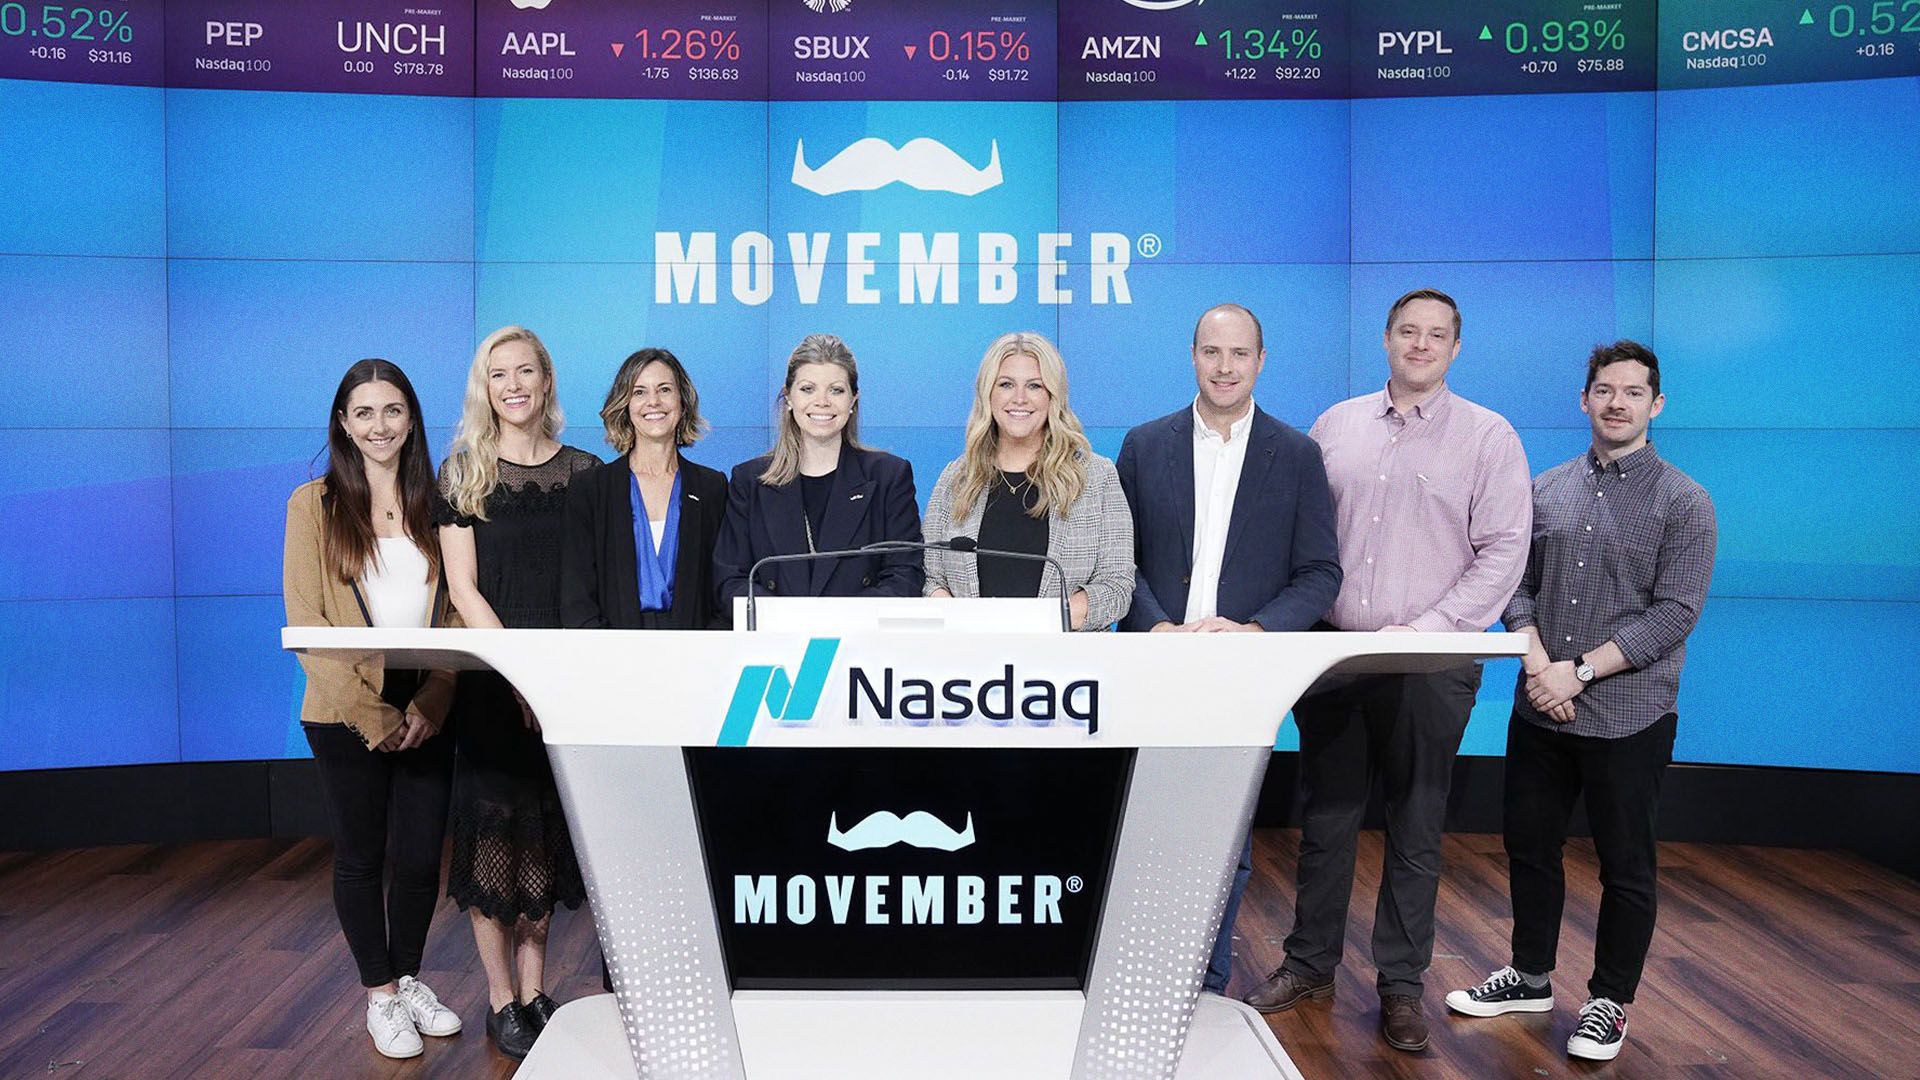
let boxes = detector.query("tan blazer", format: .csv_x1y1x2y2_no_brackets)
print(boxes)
283,479,455,748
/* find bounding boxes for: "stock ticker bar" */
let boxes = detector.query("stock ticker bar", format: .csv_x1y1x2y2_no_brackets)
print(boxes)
476,0,766,100
1344,0,1657,96
2,1,1918,96
1058,0,1348,100
0,0,160,86
1657,0,1920,89
769,0,1055,102
163,0,473,95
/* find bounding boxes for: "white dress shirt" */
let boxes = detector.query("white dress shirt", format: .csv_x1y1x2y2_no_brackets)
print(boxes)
1184,397,1255,622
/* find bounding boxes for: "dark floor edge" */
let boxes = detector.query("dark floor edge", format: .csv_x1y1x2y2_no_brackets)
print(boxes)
2,755,1915,881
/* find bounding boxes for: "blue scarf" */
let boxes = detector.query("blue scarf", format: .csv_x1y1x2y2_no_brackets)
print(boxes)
631,469,682,612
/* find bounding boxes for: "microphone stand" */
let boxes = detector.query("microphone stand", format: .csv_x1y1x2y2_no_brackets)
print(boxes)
860,538,1073,633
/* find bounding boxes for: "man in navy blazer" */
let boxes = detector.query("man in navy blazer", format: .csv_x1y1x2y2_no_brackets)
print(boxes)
1115,303,1342,994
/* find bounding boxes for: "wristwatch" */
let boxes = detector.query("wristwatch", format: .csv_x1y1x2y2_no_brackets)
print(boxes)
1575,657,1596,683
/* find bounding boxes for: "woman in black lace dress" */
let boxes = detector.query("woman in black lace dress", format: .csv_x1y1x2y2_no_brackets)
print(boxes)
435,326,598,1060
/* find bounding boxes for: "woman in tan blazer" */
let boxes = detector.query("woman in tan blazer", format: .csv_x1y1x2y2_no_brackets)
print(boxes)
282,358,463,1061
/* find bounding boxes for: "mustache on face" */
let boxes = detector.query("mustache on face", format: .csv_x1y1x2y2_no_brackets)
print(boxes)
826,810,977,852
791,137,1004,196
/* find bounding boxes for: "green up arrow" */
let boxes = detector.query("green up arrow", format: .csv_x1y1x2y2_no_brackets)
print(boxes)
1479,25,1493,40
1799,8,1814,24
1194,31,1208,46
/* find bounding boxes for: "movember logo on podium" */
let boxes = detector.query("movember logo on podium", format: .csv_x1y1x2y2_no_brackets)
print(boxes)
685,746,1132,989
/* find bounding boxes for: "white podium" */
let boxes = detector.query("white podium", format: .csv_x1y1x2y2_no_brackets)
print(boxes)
284,626,1523,1079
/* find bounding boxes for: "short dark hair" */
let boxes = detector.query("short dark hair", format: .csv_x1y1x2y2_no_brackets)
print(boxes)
1193,303,1263,352
1585,339,1661,397
1385,288,1461,338
601,347,708,452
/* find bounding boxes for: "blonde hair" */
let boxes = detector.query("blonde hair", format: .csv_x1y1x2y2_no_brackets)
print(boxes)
949,331,1090,522
759,333,862,487
442,326,565,520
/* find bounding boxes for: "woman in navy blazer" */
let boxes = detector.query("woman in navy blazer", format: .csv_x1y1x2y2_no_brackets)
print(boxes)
714,333,923,612
561,348,727,631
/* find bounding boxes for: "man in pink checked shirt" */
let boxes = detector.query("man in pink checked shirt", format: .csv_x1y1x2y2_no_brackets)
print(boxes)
1242,288,1532,1054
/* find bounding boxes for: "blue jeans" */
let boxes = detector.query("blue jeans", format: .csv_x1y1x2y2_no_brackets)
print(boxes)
1205,832,1254,993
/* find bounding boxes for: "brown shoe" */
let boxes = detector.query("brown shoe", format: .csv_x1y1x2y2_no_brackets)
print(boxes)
1243,967,1334,1013
1380,994,1429,1052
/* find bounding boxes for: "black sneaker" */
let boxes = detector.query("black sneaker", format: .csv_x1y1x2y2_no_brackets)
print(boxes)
486,1001,538,1060
1444,966,1554,1017
1567,997,1628,1061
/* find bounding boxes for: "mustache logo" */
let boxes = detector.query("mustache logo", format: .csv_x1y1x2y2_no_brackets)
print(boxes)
827,810,977,852
791,137,1003,196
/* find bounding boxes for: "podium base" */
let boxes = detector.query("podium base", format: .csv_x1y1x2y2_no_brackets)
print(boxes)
516,992,1301,1079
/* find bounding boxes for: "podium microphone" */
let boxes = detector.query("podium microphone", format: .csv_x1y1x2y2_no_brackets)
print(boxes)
860,538,1073,633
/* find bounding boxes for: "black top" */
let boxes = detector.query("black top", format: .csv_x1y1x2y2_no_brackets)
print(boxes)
713,443,925,605
433,447,600,628
977,470,1047,598
560,454,729,630
798,471,834,550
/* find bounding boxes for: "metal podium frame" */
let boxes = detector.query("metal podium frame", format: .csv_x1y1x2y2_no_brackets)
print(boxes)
284,626,1524,1079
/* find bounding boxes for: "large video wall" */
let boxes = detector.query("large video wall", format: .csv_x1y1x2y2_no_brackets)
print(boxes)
1,0,1915,773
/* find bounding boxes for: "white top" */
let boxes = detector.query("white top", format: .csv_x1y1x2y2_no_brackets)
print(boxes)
1184,397,1255,623
361,536,433,628
650,518,668,551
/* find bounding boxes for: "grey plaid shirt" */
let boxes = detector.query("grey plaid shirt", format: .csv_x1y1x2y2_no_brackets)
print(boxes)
1503,443,1717,738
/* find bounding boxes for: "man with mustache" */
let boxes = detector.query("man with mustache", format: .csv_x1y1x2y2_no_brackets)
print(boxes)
1243,289,1531,1053
1445,340,1715,1063
1114,303,1342,996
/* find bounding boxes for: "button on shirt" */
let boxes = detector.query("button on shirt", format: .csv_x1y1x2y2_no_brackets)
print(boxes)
1183,397,1255,622
1309,384,1532,632
1504,444,1717,739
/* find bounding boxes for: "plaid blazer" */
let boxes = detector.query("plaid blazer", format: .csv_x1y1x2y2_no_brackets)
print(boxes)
921,451,1135,631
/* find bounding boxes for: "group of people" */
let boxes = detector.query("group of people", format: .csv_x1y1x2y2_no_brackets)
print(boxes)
283,287,1715,1066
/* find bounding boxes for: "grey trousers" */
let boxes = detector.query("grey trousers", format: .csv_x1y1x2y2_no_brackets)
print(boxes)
1281,665,1480,998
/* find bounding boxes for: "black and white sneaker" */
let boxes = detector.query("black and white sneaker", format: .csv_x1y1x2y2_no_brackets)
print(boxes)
1567,997,1628,1061
1444,966,1554,1017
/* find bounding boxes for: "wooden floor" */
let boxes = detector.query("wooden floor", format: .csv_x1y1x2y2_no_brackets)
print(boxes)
1,830,1915,1079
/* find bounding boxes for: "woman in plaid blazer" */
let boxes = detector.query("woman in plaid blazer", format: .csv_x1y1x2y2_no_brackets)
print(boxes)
922,331,1134,631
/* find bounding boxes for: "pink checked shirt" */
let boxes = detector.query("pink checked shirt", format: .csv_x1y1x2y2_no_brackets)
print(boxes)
1308,384,1532,633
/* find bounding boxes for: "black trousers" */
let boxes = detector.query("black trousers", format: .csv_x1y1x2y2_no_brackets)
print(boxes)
1505,710,1675,1005
1283,665,1480,998
305,722,454,988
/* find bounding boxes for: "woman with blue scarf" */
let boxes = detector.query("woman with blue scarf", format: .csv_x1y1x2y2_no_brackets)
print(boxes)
561,348,727,633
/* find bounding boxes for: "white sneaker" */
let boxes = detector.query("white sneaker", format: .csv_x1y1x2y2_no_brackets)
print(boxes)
367,992,424,1059
397,974,463,1037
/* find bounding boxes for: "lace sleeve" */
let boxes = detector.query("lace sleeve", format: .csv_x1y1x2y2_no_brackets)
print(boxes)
431,458,477,528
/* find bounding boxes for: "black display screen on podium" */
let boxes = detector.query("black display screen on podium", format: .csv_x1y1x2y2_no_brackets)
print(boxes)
686,748,1133,990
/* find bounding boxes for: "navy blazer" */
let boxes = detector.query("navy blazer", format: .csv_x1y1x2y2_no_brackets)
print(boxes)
713,443,924,612
560,455,728,630
1115,405,1341,632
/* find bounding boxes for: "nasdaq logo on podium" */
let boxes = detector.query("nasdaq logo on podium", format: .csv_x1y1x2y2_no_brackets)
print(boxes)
718,638,1100,745
719,639,841,746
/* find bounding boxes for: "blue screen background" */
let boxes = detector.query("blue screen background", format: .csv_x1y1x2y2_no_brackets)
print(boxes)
1,65,1914,774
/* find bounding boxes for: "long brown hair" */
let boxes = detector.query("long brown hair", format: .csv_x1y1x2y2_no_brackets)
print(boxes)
322,359,441,583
